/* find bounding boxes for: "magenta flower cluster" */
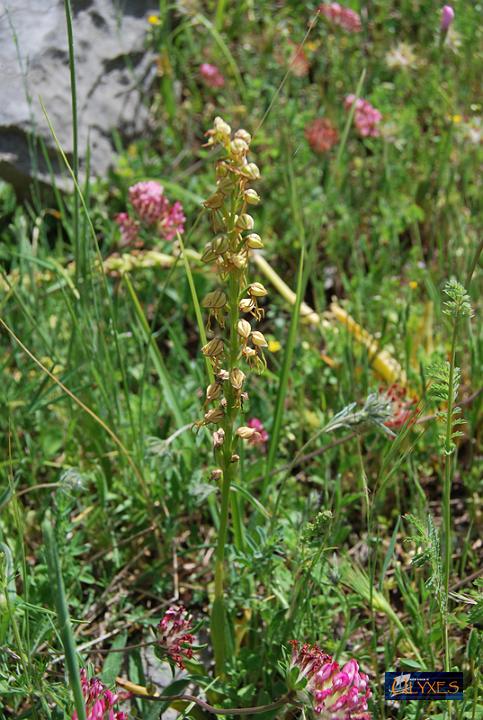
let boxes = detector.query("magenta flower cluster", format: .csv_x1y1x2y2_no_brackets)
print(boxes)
319,3,362,33
72,669,128,720
247,417,269,448
158,605,195,669
344,95,382,137
290,642,371,720
200,63,225,88
115,181,185,245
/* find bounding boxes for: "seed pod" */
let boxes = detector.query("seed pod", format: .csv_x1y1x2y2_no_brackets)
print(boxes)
248,282,268,297
239,298,255,313
202,289,227,309
251,331,268,348
213,430,225,449
202,338,224,357
245,233,264,249
230,368,246,390
237,319,251,339
204,407,225,424
241,162,260,180
236,213,255,230
236,426,257,440
235,128,252,144
244,189,261,205
204,192,224,209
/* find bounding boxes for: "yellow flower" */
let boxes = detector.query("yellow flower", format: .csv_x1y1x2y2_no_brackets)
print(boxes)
409,280,418,289
148,14,160,25
268,339,281,353
452,114,463,123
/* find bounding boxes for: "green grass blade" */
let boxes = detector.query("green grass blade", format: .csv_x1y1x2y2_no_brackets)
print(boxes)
42,515,87,720
123,273,188,433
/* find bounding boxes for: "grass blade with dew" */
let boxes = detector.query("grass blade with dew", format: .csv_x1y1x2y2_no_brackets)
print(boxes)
42,514,87,720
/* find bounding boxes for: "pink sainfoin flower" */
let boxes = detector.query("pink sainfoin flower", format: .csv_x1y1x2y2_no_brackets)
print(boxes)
158,605,195,669
200,63,225,88
73,669,128,720
161,200,186,241
441,5,455,32
319,3,362,33
128,181,168,224
311,658,371,719
289,641,332,686
115,212,140,246
305,118,339,154
247,417,269,447
380,383,416,430
345,95,382,138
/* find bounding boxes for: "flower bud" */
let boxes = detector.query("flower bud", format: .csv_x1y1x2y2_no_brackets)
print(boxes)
234,129,252,144
245,233,264,249
202,337,224,357
212,235,229,255
239,298,255,313
236,426,258,440
236,213,255,230
248,282,268,297
231,252,248,269
241,163,260,180
213,429,225,449
230,138,249,156
244,189,261,205
237,319,251,339
214,116,231,139
230,454,240,463
251,331,268,348
201,241,218,264
204,407,224,424
230,368,246,390
211,467,223,480
243,346,256,358
206,382,222,402
202,289,227,309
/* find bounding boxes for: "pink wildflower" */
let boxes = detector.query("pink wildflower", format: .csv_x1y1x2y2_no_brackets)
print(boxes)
305,118,339,154
115,212,140,246
318,3,362,33
441,5,455,32
381,384,416,430
247,417,269,448
311,658,371,719
289,641,331,686
161,200,186,241
73,668,128,720
158,605,195,669
345,95,382,138
128,181,168,224
200,63,225,88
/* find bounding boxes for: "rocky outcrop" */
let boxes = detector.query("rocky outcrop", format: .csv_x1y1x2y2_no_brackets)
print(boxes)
0,0,158,191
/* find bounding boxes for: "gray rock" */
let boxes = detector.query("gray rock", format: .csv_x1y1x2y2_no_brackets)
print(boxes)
0,0,158,191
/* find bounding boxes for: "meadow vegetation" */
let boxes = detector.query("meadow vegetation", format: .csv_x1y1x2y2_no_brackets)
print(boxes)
0,2,481,719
